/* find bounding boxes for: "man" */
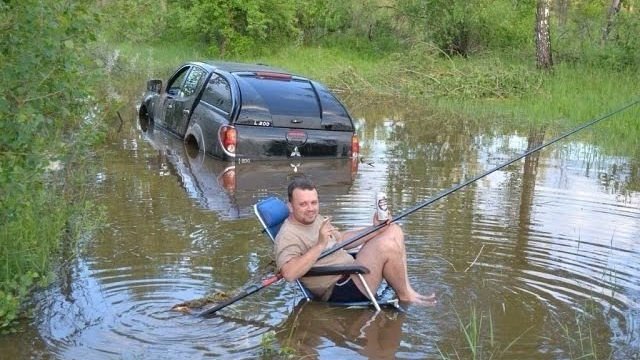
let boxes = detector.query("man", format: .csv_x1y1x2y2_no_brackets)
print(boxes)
275,177,436,305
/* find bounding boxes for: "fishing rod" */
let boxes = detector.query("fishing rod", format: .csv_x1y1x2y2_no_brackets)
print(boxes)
199,99,638,317
320,98,639,258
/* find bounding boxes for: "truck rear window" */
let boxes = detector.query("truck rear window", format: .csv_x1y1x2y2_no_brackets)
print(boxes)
240,76,320,118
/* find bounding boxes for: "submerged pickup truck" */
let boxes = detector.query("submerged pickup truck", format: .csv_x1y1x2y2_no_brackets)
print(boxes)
139,61,359,161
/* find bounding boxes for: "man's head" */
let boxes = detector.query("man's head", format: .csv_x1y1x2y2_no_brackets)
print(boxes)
287,177,319,225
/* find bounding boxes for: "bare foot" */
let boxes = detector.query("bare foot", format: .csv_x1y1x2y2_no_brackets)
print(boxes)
418,292,436,301
415,292,437,306
399,292,437,306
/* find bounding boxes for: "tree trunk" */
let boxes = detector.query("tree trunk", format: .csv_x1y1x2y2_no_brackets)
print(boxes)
535,0,553,70
602,0,622,46
557,0,569,28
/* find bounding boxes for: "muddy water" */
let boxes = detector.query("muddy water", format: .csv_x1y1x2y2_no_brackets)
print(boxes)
3,99,640,359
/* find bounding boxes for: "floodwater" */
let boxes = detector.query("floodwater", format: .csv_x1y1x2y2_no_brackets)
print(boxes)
2,97,639,359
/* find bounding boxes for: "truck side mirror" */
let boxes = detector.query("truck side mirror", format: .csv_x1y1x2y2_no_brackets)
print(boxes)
147,79,162,93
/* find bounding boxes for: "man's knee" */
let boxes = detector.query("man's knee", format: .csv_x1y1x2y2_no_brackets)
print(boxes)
388,223,404,239
378,231,403,253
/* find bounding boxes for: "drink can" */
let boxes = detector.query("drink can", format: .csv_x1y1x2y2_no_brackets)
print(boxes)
375,192,389,221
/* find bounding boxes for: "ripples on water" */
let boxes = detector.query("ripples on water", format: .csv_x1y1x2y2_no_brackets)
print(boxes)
10,108,639,359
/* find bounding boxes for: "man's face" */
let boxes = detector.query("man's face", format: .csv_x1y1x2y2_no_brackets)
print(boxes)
289,188,319,225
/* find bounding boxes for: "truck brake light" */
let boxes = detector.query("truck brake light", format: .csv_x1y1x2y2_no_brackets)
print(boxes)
219,126,237,155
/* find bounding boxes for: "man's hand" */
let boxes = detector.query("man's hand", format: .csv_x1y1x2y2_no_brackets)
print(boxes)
318,216,336,248
373,212,391,227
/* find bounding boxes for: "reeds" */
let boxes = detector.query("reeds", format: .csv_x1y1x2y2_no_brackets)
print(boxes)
437,303,532,360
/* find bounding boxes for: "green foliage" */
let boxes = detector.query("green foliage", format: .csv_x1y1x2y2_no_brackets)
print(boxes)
169,0,300,57
0,271,38,333
554,0,640,71
308,1,401,55
600,10,640,68
295,0,351,43
0,0,108,330
97,0,640,70
259,330,296,359
97,0,168,43
394,0,535,55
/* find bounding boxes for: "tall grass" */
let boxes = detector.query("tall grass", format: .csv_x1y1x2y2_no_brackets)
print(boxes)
436,304,532,360
549,300,616,360
474,64,640,158
491,64,639,123
438,302,620,360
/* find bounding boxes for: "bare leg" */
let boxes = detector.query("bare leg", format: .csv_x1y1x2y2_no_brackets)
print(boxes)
353,224,435,304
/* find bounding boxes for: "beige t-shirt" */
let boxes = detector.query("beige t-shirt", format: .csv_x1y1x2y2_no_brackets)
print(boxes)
275,215,355,300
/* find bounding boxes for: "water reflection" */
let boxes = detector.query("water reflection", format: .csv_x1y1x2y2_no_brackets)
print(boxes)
140,129,359,219
277,301,406,359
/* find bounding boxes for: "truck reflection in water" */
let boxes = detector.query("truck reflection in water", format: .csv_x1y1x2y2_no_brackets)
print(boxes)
141,130,358,219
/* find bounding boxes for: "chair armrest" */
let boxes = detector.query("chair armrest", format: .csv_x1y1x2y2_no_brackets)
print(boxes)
304,264,370,277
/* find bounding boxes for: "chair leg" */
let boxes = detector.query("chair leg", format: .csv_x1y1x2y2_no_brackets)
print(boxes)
356,274,381,312
296,280,311,300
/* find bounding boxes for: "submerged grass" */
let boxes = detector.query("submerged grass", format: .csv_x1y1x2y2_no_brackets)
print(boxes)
439,302,616,359
259,330,296,359
551,303,611,360
438,304,532,360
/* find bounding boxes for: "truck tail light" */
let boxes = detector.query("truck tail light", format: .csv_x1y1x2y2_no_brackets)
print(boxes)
219,125,237,155
351,134,360,157
255,71,292,81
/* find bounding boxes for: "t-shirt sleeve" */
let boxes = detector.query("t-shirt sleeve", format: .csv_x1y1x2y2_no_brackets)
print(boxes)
275,229,307,271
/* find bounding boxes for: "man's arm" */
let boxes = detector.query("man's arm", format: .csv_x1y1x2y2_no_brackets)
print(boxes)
279,217,334,282
279,241,324,282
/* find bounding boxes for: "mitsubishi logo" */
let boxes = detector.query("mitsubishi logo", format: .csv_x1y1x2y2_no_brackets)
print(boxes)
290,146,301,157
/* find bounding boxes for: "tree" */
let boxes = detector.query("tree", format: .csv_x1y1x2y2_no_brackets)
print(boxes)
171,0,300,56
1,0,107,330
602,0,622,46
535,0,553,69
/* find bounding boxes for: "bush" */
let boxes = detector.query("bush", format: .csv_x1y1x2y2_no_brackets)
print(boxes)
0,0,108,331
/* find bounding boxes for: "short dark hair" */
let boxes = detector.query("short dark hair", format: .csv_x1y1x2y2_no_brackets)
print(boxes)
287,176,316,202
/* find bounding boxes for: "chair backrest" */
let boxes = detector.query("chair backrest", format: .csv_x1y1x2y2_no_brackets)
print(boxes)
254,196,289,241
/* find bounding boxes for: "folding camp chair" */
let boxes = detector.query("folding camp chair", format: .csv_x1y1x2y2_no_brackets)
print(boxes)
254,196,399,311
